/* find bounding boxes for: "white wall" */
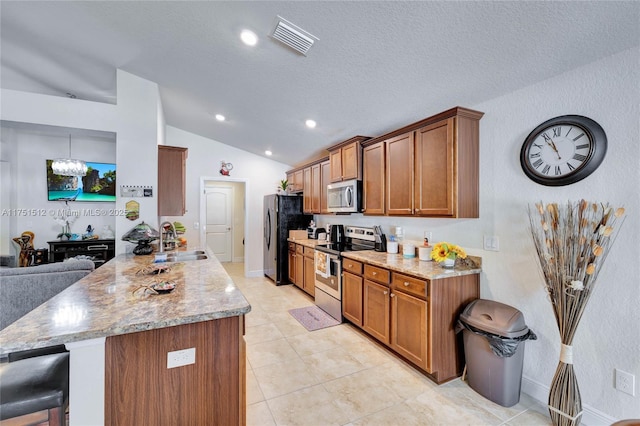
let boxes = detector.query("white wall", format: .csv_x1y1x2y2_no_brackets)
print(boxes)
0,70,162,254
316,47,640,421
0,127,116,251
163,126,290,276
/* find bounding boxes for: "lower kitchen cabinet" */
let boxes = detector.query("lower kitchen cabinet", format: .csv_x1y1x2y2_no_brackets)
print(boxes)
288,243,296,283
342,271,363,326
391,290,427,370
302,247,315,297
342,257,479,384
294,244,304,289
363,279,390,344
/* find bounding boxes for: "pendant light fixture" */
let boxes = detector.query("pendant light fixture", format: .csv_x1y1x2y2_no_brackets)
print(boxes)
52,134,87,176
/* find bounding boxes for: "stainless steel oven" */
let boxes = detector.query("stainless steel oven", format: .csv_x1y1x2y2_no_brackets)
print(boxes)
314,250,342,321
314,226,376,322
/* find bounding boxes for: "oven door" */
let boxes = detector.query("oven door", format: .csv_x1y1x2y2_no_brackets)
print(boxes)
314,250,341,300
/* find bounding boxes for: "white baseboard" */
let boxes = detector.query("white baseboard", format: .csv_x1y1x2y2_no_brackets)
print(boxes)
232,256,244,263
522,375,618,425
246,269,263,278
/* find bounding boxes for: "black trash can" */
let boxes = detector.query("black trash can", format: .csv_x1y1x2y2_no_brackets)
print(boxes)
459,299,536,407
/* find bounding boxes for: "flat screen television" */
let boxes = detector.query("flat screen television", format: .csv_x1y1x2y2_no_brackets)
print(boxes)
46,160,116,202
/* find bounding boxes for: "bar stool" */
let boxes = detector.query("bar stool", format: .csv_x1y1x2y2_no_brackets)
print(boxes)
0,350,69,425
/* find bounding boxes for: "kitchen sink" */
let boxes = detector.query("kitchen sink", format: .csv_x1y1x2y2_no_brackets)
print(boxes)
166,250,208,262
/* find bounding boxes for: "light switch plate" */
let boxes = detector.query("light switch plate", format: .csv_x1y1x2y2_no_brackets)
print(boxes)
483,235,500,251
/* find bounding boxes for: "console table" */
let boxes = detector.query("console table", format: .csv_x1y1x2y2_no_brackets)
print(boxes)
48,239,115,268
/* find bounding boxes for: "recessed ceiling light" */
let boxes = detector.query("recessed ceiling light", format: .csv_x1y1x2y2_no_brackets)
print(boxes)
215,114,226,121
240,29,258,46
265,150,273,156
305,119,316,129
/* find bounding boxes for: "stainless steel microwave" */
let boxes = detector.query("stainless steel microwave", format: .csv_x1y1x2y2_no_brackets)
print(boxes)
327,179,361,213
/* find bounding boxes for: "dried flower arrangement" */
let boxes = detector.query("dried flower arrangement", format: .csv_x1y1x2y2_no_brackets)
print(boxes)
528,200,625,426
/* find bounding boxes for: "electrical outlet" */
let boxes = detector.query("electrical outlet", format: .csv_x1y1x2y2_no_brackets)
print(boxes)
615,368,635,396
167,348,196,369
483,235,500,251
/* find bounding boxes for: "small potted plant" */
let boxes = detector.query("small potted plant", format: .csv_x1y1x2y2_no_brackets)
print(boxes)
431,241,467,268
278,179,289,194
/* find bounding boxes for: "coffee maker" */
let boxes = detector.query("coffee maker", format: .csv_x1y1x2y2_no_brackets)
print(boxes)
328,224,345,244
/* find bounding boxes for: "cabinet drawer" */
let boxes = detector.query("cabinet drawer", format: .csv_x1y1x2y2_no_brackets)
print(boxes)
343,259,363,275
296,244,304,255
364,265,390,284
288,242,296,251
304,246,315,257
392,272,427,299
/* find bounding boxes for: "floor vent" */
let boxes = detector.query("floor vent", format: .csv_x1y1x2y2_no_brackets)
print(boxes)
270,16,318,56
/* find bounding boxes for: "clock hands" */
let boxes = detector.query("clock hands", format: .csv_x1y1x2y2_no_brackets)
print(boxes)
541,133,562,160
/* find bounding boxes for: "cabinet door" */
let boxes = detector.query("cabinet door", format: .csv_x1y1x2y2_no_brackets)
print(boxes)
329,149,343,182
415,119,454,216
363,279,390,344
288,249,296,283
293,169,304,192
385,133,414,215
362,142,385,215
295,247,305,289
391,291,428,370
311,163,321,213
158,146,187,216
341,142,361,181
320,161,331,214
342,272,363,326
303,255,315,297
303,167,312,213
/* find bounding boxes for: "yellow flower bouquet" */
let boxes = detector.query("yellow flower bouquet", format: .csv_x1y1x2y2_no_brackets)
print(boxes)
430,241,467,262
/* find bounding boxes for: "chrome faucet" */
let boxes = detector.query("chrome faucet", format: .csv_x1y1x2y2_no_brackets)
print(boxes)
159,221,176,253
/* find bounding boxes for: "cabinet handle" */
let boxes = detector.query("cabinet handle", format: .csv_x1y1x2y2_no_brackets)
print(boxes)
406,208,412,212
88,244,109,250
372,271,377,275
348,263,352,268
383,290,388,295
390,293,395,298
415,209,421,212
404,282,410,287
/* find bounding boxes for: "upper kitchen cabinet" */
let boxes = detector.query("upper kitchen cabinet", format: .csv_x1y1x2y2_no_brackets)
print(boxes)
320,160,331,214
286,169,304,193
158,145,188,216
362,142,385,215
362,107,483,218
303,163,321,214
328,136,370,182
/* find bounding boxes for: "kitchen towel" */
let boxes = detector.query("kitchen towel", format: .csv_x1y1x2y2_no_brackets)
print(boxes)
314,251,329,278
288,306,340,332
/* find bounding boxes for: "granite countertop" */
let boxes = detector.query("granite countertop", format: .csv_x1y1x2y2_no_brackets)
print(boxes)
341,251,482,280
0,248,251,356
287,238,326,249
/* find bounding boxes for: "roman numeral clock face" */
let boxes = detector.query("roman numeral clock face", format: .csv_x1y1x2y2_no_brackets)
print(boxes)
520,115,607,186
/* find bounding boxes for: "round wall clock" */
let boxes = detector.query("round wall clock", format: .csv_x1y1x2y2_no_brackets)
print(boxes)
520,115,607,186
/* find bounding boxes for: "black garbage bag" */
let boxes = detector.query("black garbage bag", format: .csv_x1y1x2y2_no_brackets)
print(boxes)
456,320,537,358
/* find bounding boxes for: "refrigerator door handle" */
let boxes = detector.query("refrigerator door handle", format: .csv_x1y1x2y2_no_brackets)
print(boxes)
265,209,272,250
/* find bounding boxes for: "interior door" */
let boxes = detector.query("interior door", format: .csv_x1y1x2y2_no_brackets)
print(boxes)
205,187,233,262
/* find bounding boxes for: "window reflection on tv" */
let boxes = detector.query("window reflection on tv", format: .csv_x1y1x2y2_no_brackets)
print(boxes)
46,160,116,202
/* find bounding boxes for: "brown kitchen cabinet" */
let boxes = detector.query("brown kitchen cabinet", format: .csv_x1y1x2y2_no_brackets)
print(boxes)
341,256,480,384
303,164,321,214
302,246,316,297
294,244,304,289
385,133,414,215
362,142,385,215
362,107,483,218
158,145,188,216
288,242,297,283
320,160,331,214
105,316,245,425
328,136,369,182
286,169,304,193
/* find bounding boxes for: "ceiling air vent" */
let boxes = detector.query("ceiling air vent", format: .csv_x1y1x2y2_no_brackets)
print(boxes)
270,16,318,56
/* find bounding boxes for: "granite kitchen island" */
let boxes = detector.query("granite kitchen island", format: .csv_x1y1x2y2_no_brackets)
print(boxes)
0,248,251,425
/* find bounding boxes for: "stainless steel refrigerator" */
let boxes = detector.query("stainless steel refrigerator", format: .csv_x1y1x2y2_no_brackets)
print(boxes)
263,194,312,285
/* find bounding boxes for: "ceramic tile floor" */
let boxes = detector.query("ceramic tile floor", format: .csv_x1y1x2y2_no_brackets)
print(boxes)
224,263,552,426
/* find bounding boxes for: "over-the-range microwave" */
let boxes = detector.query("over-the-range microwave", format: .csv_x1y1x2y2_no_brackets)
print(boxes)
327,179,361,213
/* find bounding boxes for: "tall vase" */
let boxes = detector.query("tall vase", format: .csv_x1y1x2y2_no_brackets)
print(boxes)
548,354,582,426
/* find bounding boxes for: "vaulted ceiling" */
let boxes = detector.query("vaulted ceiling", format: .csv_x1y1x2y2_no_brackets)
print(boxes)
2,1,638,165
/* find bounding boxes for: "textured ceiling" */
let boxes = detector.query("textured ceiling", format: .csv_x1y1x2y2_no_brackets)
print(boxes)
1,1,639,166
